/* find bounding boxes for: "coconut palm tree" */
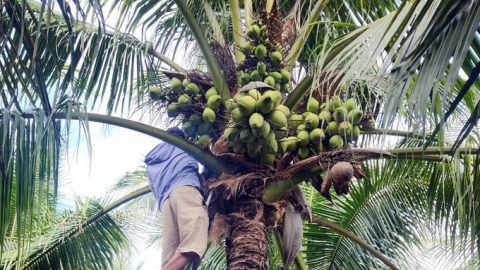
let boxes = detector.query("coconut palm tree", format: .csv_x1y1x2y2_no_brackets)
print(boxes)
2,0,480,269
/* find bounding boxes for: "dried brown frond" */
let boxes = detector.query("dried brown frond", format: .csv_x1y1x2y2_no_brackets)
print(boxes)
266,5,282,44
208,172,265,200
311,68,344,104
265,200,288,229
213,138,229,154
275,152,294,171
210,213,230,245
277,150,347,180
353,164,366,179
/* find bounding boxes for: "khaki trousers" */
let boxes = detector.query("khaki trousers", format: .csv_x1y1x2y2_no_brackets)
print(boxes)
161,186,208,268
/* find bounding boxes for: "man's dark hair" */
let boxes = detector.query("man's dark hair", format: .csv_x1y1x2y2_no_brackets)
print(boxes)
166,127,185,138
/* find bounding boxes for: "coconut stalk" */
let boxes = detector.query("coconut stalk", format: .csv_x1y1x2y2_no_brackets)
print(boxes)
146,47,185,72
264,149,392,203
285,0,329,71
273,229,308,270
204,2,226,46
265,145,480,204
283,75,313,111
173,0,230,99
244,0,253,27
229,0,245,63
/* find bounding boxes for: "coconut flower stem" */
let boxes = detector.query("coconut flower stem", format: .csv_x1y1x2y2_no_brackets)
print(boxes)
264,166,323,204
283,75,313,111
229,0,245,63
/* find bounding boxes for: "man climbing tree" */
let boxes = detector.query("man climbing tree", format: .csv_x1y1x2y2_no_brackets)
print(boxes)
145,127,209,270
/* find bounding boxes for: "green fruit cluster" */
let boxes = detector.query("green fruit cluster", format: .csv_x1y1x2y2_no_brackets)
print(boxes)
238,21,290,93
282,96,366,160
149,77,223,147
223,89,290,165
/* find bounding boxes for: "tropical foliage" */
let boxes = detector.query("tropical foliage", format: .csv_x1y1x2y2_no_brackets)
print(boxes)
2,0,480,269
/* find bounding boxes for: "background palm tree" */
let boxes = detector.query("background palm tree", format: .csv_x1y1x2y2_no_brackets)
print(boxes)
2,0,480,269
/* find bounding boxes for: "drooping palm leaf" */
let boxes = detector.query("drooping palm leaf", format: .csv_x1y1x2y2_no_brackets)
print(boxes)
0,109,60,260
2,189,158,270
320,0,480,136
303,158,435,269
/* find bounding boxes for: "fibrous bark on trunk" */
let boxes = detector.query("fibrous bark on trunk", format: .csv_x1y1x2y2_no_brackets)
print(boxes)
226,197,267,270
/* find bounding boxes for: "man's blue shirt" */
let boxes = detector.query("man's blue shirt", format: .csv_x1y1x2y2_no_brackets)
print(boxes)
145,143,201,211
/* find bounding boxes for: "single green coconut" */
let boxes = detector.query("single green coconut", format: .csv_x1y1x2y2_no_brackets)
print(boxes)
205,87,218,101
307,98,319,113
309,128,325,144
167,103,180,117
297,130,310,146
185,83,200,95
249,113,265,129
255,44,267,60
297,146,310,160
239,41,252,55
345,98,356,112
237,95,257,117
189,114,203,125
197,122,209,135
207,95,222,110
250,70,262,81
149,86,162,100
328,135,344,150
178,94,192,110
270,51,282,66
170,78,183,94
280,69,290,84
326,121,339,136
257,62,267,74
246,25,261,40
264,76,275,87
197,134,210,146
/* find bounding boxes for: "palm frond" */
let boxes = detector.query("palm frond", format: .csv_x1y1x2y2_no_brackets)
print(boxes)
0,109,60,260
199,243,227,269
303,158,435,269
1,0,183,115
5,180,157,269
318,0,480,136
20,201,130,270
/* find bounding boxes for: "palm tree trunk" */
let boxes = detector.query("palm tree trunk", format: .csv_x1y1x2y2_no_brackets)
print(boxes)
226,197,268,269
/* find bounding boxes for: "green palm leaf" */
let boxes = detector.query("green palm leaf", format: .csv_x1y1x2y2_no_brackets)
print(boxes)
303,158,433,269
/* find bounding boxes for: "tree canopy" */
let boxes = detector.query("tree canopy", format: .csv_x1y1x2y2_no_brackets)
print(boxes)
2,0,480,269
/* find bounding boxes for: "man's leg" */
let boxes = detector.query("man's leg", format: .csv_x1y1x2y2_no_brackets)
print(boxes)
162,252,197,270
161,197,180,269
163,186,208,270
